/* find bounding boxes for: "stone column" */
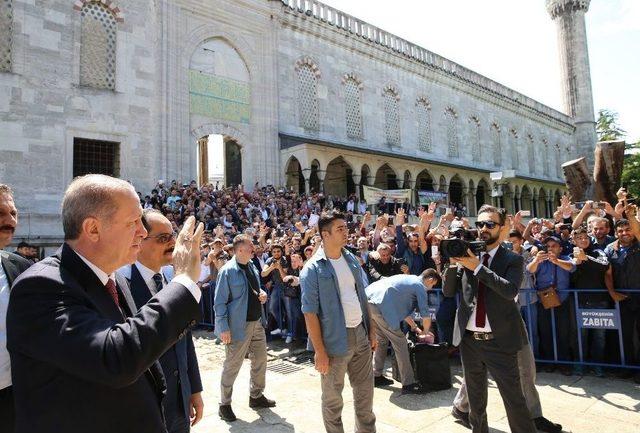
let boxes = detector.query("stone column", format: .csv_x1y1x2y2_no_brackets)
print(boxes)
514,189,521,213
469,187,478,216
352,173,362,208
317,169,326,194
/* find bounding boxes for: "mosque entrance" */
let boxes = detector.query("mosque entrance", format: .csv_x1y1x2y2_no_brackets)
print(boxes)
196,134,242,187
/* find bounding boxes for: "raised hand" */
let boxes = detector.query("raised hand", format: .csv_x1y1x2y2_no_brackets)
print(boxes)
395,208,406,226
173,216,205,282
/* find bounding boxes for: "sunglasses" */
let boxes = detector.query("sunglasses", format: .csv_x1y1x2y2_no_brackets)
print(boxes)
145,232,177,243
475,221,500,230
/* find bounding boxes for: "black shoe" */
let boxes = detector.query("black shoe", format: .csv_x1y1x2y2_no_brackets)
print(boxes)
534,416,562,433
249,395,276,408
374,375,394,387
401,383,427,394
218,404,237,422
451,406,471,429
634,372,640,384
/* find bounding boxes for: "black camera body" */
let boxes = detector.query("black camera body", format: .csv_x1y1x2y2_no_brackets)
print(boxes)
440,239,487,259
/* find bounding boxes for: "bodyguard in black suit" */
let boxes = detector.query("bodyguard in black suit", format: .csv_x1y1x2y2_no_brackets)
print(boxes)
0,184,32,432
6,175,206,433
120,209,204,432
443,205,535,433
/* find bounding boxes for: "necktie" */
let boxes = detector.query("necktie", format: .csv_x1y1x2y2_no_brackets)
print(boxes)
105,278,120,308
475,253,490,328
152,273,164,293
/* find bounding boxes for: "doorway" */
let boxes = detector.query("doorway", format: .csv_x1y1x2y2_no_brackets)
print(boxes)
197,134,242,188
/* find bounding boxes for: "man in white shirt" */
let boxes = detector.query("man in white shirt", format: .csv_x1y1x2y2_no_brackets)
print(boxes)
0,184,32,432
443,205,535,433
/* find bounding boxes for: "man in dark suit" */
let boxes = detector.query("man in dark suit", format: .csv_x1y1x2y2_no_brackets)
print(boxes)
6,174,205,433
0,184,32,432
443,205,536,433
119,209,204,432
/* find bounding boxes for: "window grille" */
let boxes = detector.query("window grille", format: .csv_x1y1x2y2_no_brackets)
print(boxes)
73,138,120,178
80,2,117,90
383,88,400,147
416,99,431,152
344,78,363,138
297,64,319,130
0,0,13,72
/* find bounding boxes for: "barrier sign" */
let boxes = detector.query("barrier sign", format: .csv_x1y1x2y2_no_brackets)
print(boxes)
577,309,619,329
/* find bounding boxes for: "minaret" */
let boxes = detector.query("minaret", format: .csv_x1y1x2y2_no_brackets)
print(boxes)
546,0,597,166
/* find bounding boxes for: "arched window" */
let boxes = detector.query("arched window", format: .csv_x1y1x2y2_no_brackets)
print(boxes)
383,85,400,147
343,74,363,139
0,0,13,72
445,107,459,157
509,128,519,169
79,1,118,90
555,144,562,178
491,122,502,166
416,97,431,152
527,134,535,175
295,58,320,131
542,138,550,176
469,115,481,160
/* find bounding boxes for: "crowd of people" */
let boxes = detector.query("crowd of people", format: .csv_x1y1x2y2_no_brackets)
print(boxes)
1,176,639,433
140,179,639,382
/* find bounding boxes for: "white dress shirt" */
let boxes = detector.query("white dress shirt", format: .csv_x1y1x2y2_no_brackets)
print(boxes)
466,245,499,332
134,261,165,294
0,264,11,389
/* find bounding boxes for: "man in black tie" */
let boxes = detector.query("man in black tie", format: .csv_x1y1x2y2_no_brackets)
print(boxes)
443,205,535,433
0,184,32,432
7,174,205,433
119,209,204,432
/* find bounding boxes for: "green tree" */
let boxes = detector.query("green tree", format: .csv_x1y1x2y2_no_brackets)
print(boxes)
596,109,626,141
622,149,640,198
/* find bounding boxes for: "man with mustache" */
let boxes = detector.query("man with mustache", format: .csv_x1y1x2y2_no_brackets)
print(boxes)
119,209,204,432
6,174,204,433
0,184,32,432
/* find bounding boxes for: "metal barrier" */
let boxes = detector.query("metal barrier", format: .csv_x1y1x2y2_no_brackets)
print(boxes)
520,288,640,370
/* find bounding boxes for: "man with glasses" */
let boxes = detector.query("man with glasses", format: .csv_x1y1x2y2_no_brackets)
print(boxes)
118,209,204,432
444,205,536,433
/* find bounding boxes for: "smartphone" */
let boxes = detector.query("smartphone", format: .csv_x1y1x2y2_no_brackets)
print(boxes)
593,201,605,210
431,245,439,256
520,210,531,217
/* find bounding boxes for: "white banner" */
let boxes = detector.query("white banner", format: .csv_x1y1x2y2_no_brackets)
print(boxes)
362,185,412,204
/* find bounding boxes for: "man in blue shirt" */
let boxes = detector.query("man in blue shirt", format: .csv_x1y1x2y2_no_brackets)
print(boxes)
526,236,576,373
214,235,274,422
300,210,376,433
366,270,438,394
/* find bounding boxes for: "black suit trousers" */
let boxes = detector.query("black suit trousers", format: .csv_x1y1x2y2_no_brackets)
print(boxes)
460,334,536,433
0,386,15,433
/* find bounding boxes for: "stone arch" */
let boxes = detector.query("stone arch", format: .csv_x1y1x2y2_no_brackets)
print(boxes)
74,0,124,21
191,124,247,187
416,169,434,191
476,178,490,211
374,163,398,190
554,189,563,209
402,170,412,189
537,188,549,218
285,156,305,194
325,156,355,198
449,174,464,207
309,159,321,193
521,185,533,213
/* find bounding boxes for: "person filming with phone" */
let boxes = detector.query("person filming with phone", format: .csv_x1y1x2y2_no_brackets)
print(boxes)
443,205,536,433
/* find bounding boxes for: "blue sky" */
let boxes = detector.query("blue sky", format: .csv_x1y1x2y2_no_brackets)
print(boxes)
320,0,639,143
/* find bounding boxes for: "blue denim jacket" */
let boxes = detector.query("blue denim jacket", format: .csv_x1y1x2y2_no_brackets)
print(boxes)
365,274,429,330
214,257,266,343
300,247,371,357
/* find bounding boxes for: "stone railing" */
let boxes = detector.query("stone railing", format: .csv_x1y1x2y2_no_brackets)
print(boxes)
280,0,573,126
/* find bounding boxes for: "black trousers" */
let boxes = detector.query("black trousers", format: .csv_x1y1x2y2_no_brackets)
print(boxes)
0,385,15,433
460,334,536,433
164,377,190,433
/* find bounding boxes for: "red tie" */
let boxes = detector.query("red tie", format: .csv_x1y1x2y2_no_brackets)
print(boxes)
105,278,120,308
475,254,490,328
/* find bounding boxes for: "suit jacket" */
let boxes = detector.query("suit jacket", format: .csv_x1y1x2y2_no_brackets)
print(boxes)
442,245,528,353
124,263,203,420
1,250,31,286
6,243,200,433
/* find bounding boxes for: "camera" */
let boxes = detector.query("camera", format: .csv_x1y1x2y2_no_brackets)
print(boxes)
439,238,487,259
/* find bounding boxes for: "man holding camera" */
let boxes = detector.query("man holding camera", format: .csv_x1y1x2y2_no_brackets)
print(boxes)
443,205,535,433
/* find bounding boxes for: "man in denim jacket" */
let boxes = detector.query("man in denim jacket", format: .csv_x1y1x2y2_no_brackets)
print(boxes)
214,234,274,422
300,210,377,433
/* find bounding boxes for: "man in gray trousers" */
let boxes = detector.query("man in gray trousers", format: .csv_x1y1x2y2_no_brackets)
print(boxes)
365,270,438,394
214,234,275,422
301,210,377,433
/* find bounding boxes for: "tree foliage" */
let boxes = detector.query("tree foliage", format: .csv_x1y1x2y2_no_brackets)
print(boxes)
596,109,626,141
622,150,640,198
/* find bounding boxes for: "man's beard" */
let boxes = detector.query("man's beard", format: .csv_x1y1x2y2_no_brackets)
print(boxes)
479,231,500,245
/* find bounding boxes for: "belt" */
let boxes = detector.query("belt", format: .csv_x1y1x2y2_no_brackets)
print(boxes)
465,330,494,341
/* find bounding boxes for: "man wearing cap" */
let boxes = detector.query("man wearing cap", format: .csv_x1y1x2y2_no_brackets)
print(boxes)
526,236,576,374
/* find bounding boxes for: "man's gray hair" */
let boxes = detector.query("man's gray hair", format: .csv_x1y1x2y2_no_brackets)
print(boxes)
0,183,13,198
62,174,135,240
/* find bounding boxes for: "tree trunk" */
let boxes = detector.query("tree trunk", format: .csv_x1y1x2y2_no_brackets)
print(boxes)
593,140,626,205
562,157,593,202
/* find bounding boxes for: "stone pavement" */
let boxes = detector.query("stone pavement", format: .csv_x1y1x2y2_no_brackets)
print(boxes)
191,330,640,433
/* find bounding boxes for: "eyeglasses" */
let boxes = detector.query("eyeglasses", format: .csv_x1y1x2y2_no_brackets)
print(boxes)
475,221,500,230
145,232,177,243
